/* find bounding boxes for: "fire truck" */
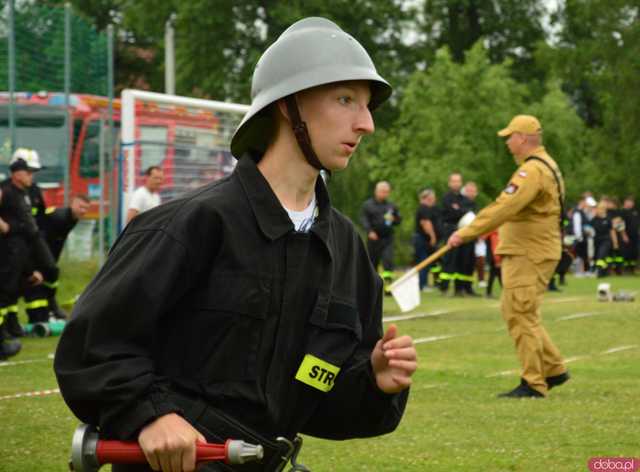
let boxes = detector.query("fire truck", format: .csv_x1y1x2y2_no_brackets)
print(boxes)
0,91,237,222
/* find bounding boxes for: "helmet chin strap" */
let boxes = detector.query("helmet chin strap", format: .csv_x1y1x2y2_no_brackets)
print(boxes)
284,95,327,172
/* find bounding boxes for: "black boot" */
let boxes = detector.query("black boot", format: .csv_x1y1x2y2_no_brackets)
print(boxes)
498,379,545,398
0,323,22,361
5,312,25,338
548,277,561,292
48,296,68,320
463,281,480,297
546,371,570,390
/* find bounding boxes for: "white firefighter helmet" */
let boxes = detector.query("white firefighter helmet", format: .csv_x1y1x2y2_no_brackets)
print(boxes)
10,148,42,171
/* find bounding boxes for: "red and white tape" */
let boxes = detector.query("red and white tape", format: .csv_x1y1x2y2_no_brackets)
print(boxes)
0,388,60,401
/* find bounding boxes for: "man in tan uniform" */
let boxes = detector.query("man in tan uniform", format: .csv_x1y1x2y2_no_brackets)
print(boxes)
448,115,570,398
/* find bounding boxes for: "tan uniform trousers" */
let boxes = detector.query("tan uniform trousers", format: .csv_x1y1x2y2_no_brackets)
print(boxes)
500,255,566,395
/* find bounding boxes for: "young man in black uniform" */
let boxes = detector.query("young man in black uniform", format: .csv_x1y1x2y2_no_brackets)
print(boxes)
0,149,57,338
23,194,90,322
55,17,417,472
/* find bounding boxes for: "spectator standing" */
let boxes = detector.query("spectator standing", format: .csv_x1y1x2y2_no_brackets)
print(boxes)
592,202,617,277
361,181,402,291
458,181,479,296
439,172,467,296
413,189,439,291
571,196,589,276
484,230,502,298
126,166,164,224
621,196,638,273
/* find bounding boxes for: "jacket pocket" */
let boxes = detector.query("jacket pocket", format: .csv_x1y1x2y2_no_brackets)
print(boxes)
188,274,270,382
305,292,362,367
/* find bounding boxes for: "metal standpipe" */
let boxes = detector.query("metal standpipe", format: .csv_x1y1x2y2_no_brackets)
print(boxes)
69,424,100,472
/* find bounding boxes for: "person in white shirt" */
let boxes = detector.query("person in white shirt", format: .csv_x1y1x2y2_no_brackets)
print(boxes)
126,166,164,224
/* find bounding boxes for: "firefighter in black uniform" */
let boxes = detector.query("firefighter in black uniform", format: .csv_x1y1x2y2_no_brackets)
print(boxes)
457,182,479,296
22,172,52,325
23,194,90,322
0,149,58,338
439,172,470,296
55,17,417,472
0,191,22,359
360,181,401,292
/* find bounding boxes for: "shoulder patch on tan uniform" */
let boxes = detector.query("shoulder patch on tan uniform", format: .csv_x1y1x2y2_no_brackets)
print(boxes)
504,183,519,195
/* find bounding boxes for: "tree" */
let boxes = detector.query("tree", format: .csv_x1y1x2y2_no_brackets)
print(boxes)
69,0,418,115
353,42,588,261
539,0,640,197
419,0,549,83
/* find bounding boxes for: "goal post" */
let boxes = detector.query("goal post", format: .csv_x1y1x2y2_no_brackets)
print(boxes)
119,89,249,230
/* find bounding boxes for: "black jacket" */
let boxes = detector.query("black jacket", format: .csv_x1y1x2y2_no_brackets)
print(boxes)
440,191,467,238
54,155,408,442
40,207,78,260
0,179,40,240
27,183,47,228
360,198,401,239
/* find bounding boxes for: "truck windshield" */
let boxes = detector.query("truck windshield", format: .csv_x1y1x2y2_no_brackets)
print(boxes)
0,104,67,184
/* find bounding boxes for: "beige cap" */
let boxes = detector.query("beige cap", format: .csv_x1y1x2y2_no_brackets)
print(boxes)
498,115,542,137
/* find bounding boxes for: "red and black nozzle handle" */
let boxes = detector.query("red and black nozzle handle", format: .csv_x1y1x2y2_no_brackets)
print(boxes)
69,423,264,472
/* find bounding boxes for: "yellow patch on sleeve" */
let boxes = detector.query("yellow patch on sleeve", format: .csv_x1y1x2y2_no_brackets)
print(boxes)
295,354,341,392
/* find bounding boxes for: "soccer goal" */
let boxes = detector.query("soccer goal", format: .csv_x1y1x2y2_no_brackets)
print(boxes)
119,89,249,229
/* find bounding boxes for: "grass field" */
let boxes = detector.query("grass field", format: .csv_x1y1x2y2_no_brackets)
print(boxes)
1,259,638,471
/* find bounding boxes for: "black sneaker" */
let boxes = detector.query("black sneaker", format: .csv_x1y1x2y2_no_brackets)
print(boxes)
498,379,545,398
546,371,570,390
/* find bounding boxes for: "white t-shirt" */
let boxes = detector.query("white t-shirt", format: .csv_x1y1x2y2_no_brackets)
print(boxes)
129,186,161,214
284,195,318,233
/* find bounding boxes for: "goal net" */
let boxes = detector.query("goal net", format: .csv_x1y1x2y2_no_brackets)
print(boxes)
119,89,249,229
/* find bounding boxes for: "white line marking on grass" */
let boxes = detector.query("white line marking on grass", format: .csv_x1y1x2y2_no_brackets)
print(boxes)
414,334,462,344
601,345,638,355
0,388,60,401
488,297,583,309
486,369,518,378
546,297,583,304
486,346,638,378
0,357,51,368
564,355,589,364
556,312,601,321
384,309,451,322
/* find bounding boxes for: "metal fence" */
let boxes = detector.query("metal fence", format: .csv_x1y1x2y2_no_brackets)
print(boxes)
0,2,114,262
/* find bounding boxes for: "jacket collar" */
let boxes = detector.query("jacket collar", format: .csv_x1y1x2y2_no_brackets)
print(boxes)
235,154,333,247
